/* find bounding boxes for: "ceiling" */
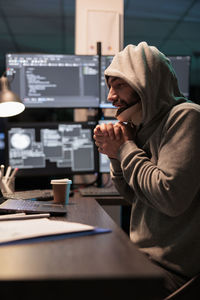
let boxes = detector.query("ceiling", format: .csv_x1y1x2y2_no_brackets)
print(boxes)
0,0,200,99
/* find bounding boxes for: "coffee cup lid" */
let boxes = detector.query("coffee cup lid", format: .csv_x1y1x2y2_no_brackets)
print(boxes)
50,178,72,184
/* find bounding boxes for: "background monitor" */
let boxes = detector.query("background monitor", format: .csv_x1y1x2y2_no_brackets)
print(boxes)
168,56,191,98
6,54,100,108
5,121,98,178
100,55,191,107
100,55,114,108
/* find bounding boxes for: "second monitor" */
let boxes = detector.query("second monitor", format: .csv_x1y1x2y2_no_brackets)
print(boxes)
100,55,191,108
5,121,98,178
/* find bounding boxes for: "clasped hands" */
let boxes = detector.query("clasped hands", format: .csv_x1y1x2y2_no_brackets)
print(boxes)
93,122,134,159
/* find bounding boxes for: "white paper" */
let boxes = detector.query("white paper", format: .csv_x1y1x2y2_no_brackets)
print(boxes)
0,218,95,243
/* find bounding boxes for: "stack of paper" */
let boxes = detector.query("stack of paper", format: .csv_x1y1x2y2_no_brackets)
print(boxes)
0,218,95,244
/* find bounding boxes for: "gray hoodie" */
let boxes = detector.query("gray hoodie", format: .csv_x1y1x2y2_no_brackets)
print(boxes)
105,42,200,278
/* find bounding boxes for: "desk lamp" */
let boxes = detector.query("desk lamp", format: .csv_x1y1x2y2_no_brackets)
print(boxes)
0,73,25,117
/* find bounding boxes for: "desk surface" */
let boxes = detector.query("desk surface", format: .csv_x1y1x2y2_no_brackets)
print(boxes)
0,193,165,299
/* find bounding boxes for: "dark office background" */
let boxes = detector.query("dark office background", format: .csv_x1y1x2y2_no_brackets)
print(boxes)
0,0,200,97
0,0,200,188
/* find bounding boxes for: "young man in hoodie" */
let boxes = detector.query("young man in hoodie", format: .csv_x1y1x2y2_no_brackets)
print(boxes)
93,41,200,296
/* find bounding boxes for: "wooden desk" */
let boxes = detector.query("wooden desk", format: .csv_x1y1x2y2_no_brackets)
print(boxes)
0,194,165,299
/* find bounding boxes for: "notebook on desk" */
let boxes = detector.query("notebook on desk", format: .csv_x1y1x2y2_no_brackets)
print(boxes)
0,190,67,216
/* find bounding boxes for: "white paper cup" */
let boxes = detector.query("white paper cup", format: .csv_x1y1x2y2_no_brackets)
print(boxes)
50,178,72,205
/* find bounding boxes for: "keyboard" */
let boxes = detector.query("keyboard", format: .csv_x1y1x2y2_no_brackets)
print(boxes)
3,189,53,201
79,186,120,197
0,199,67,215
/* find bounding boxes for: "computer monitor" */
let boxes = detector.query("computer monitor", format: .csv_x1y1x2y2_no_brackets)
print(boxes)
6,54,100,108
100,55,114,108
5,121,98,178
168,56,190,98
100,55,191,107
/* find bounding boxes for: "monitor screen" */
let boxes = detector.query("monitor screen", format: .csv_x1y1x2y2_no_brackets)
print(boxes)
6,54,100,108
5,121,98,177
168,56,190,97
100,55,191,108
100,55,114,108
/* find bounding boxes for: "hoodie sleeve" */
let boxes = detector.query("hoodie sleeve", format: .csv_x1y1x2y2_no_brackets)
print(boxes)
110,158,136,203
115,106,200,217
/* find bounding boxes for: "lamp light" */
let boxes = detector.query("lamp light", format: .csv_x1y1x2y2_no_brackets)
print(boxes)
0,73,25,117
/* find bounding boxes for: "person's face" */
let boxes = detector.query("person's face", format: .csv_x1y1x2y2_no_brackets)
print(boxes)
107,76,141,111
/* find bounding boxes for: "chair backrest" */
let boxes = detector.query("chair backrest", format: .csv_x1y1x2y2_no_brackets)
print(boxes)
164,273,200,300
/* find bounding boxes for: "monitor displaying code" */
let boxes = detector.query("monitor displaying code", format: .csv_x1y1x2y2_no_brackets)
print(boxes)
6,54,100,108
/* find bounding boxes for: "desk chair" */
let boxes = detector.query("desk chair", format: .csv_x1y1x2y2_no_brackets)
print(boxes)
164,273,200,300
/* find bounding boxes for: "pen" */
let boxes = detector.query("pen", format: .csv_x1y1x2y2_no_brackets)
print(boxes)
0,213,26,220
0,213,50,221
7,168,18,186
0,169,4,189
0,176,12,194
0,165,4,178
4,166,12,182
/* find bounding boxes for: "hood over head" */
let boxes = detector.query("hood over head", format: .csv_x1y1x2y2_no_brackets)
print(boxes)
104,41,186,126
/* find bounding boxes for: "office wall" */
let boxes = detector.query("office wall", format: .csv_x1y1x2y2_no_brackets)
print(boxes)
75,0,124,55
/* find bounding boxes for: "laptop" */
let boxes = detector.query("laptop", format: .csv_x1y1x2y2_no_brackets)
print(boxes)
0,190,67,216
3,189,54,201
